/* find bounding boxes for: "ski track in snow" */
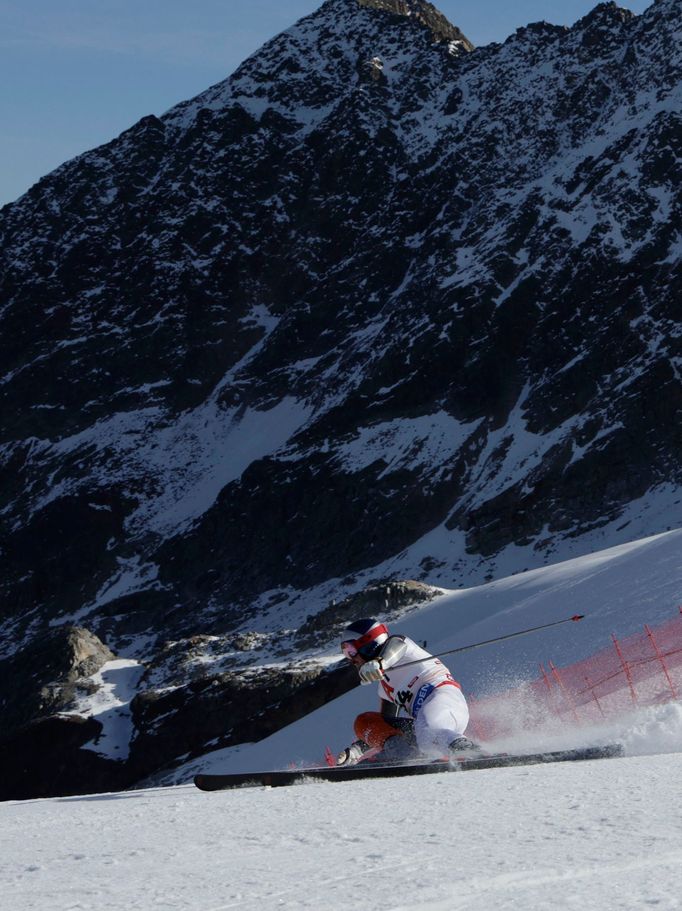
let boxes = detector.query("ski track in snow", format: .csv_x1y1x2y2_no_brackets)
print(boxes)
1,752,681,911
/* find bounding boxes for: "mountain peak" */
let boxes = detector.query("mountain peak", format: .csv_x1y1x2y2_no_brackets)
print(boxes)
163,0,473,131
357,0,474,47
575,1,635,30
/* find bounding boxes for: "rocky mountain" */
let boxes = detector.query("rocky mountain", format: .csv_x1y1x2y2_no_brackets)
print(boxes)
0,0,680,797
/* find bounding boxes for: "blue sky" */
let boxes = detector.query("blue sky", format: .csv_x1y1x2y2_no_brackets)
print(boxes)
0,0,653,207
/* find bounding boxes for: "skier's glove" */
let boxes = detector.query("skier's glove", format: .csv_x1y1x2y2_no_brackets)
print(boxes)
336,741,365,766
358,659,384,684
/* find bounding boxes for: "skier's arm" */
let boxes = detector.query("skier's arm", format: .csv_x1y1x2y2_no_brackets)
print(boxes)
358,636,408,683
377,635,408,669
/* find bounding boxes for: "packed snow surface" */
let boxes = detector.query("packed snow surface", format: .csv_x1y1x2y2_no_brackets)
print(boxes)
2,747,681,911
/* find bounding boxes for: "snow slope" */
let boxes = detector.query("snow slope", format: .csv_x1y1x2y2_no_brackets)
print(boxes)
2,749,681,910
152,529,682,782
2,531,681,910
69,528,682,772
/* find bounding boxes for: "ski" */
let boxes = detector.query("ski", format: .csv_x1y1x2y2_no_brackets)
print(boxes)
193,743,624,791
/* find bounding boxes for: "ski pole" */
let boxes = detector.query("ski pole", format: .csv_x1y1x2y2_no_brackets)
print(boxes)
392,614,585,671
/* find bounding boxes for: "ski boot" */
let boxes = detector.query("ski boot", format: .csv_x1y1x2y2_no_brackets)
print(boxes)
373,733,419,765
448,736,485,759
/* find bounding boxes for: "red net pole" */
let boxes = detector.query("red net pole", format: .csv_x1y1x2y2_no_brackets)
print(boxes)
539,663,553,693
645,624,678,700
584,675,606,718
548,660,581,723
612,634,638,704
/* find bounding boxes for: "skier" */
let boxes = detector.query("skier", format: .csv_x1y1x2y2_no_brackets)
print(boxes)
336,618,481,765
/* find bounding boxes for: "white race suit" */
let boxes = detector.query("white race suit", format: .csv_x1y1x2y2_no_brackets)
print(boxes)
377,636,470,758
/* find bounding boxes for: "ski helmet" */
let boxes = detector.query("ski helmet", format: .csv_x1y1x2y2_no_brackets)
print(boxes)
340,618,389,660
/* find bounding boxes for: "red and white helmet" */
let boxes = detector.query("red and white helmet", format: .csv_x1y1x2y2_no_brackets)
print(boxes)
340,618,389,660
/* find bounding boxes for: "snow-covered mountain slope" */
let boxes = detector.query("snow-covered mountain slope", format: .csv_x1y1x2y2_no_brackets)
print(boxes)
0,0,681,799
1,0,680,653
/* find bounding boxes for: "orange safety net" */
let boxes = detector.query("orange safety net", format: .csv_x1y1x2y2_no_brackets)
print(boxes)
468,609,682,741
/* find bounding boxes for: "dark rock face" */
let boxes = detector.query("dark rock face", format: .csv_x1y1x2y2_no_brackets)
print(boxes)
295,580,443,649
0,627,122,800
0,715,132,801
0,0,681,796
130,662,358,782
0,621,359,798
0,626,114,736
357,0,474,47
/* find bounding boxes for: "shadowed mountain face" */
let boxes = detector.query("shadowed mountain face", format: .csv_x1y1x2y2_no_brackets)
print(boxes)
1,0,681,659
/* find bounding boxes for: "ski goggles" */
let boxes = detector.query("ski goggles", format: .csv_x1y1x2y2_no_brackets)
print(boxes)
340,624,388,659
